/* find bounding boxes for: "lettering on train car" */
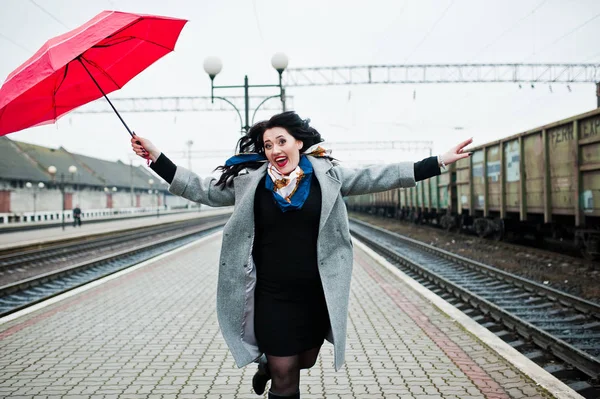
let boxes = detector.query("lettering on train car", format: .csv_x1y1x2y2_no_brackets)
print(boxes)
581,116,600,140
556,177,571,190
505,142,520,182
487,161,500,182
550,125,574,145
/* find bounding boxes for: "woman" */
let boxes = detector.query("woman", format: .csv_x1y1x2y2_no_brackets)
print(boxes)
131,111,472,399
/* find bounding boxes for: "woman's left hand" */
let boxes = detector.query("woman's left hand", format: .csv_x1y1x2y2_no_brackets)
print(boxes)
440,138,473,166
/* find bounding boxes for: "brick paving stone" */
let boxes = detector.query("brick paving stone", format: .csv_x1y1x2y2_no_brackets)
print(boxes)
0,235,565,398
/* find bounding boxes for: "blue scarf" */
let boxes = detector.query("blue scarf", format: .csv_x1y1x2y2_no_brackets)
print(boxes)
224,145,330,212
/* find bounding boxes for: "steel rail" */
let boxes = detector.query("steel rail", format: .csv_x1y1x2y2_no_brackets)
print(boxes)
0,218,227,318
0,215,226,271
349,218,600,379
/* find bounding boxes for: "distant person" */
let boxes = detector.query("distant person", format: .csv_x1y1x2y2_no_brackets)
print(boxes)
131,111,472,399
73,206,82,227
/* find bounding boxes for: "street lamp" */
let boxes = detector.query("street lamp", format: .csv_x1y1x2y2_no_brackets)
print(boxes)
203,53,289,133
25,181,45,221
48,165,77,230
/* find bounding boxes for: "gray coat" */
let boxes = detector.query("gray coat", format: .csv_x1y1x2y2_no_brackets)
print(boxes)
169,156,416,370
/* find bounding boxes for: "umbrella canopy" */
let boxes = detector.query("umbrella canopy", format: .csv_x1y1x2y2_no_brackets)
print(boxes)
0,10,187,136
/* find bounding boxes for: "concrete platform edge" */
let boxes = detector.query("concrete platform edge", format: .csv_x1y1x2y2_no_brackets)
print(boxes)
0,207,232,251
352,237,585,399
0,230,224,326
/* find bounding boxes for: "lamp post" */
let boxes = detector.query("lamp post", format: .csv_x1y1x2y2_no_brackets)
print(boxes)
25,181,45,221
48,165,78,230
148,179,159,218
203,53,288,133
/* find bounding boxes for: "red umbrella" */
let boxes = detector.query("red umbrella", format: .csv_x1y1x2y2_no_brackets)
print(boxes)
0,10,187,137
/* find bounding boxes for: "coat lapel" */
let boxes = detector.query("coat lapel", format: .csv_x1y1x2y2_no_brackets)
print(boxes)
233,159,339,233
233,163,268,204
309,156,341,233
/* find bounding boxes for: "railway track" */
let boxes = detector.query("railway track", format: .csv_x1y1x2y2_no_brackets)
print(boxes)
356,210,599,264
350,212,600,303
349,218,600,398
0,214,230,318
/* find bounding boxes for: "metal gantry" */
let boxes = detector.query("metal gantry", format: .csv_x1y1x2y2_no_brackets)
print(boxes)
283,63,600,86
71,63,600,114
72,95,293,114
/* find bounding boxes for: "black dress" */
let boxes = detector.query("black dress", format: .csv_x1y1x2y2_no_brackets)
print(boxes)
252,175,330,356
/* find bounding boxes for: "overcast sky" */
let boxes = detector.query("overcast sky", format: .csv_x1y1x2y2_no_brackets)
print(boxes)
1,0,599,176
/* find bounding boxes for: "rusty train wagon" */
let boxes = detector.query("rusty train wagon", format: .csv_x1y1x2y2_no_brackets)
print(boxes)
347,107,600,259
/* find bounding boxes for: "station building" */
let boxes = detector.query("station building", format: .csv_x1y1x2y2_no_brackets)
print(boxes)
0,136,192,224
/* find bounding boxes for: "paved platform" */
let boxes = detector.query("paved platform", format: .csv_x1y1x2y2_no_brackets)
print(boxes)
0,207,232,250
0,232,580,398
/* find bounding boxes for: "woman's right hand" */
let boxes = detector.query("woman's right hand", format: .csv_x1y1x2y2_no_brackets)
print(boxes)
130,134,160,163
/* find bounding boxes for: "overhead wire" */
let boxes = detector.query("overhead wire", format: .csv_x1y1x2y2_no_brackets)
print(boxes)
370,0,408,60
403,0,455,63
252,0,265,43
0,32,32,54
458,3,600,132
505,8,600,121
28,0,70,30
454,0,550,106
468,0,549,61
522,10,600,61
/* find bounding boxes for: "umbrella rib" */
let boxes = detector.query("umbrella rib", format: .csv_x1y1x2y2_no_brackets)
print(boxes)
104,19,143,40
80,56,123,90
53,63,70,122
54,63,69,96
101,17,178,51
136,37,174,52
94,35,175,52
93,36,137,48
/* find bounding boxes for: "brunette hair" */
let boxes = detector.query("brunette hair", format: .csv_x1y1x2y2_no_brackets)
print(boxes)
215,111,326,188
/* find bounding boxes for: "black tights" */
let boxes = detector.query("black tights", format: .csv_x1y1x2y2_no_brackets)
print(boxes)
266,346,321,395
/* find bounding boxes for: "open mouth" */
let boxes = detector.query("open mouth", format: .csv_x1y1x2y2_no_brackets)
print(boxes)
275,156,288,168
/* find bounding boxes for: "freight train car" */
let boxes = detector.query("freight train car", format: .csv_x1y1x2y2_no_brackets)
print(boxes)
346,107,600,259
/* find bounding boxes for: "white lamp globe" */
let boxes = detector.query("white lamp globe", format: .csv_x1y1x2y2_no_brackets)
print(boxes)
48,165,57,175
203,57,223,78
271,52,289,72
68,165,77,174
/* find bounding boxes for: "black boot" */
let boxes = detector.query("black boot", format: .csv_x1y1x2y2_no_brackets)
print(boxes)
252,354,271,395
268,391,300,399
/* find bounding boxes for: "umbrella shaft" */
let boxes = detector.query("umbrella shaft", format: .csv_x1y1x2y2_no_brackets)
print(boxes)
77,57,134,137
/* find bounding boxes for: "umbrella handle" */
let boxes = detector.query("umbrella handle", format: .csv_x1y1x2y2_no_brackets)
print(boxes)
77,57,134,137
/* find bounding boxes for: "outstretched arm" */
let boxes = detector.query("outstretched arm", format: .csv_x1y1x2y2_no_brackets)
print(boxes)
338,137,474,196
130,135,235,207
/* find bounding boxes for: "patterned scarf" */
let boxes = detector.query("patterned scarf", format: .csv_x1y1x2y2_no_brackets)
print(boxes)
224,144,331,212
